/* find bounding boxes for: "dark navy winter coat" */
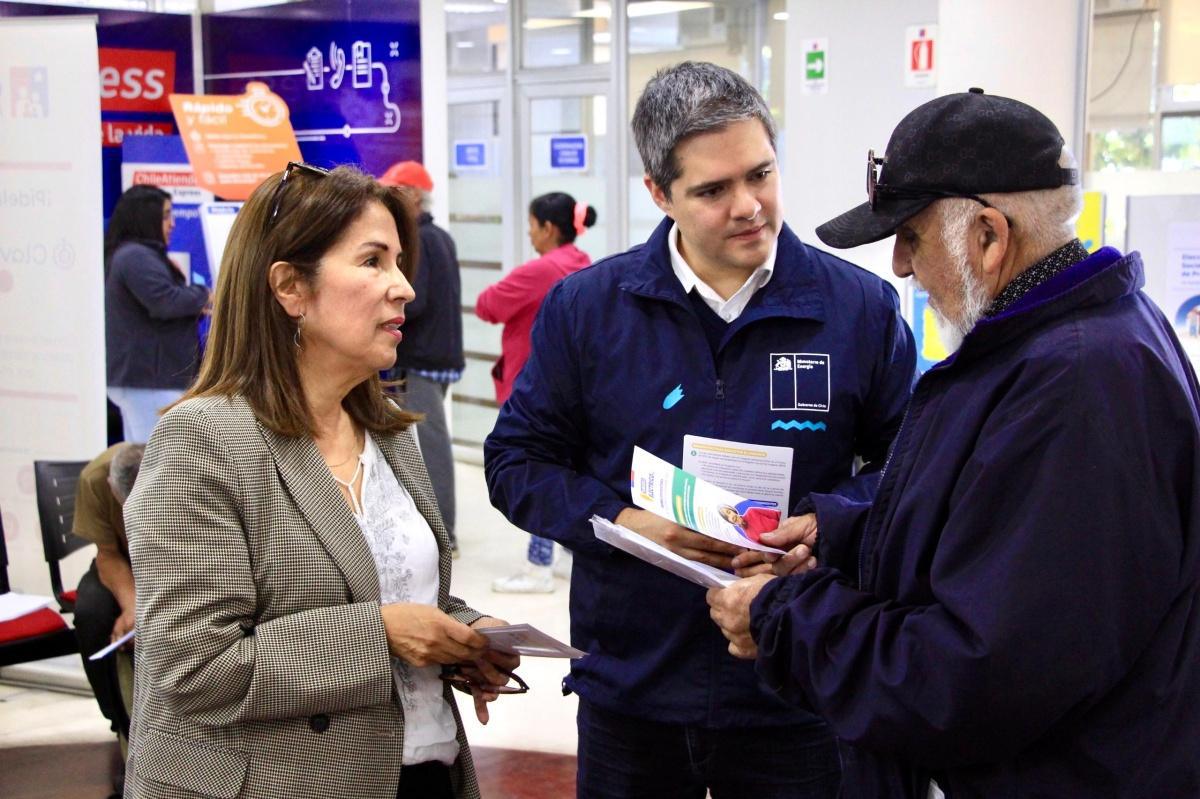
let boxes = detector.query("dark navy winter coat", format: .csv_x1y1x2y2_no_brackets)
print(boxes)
105,240,208,389
485,217,916,726
751,247,1200,796
394,213,465,374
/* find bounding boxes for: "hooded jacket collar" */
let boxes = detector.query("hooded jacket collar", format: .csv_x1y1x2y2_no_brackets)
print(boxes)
938,246,1141,370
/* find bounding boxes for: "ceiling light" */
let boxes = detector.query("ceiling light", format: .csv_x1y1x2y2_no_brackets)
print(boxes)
773,11,789,21
524,17,579,29
627,1,713,18
445,2,501,13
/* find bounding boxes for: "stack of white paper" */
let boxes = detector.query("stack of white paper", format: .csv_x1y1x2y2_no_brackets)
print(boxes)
0,591,54,622
590,515,736,589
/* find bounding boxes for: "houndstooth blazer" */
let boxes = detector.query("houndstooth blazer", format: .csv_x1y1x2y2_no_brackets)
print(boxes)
123,395,484,799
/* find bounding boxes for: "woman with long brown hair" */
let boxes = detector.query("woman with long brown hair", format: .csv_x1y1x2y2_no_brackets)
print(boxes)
123,164,519,799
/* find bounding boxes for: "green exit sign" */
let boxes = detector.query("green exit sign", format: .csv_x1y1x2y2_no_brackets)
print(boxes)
806,49,826,80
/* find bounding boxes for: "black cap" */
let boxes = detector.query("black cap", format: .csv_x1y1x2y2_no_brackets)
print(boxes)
816,89,1079,249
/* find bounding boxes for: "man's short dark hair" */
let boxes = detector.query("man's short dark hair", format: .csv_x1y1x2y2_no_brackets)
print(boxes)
631,61,776,199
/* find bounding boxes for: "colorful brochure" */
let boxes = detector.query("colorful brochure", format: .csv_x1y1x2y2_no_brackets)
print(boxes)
630,447,786,555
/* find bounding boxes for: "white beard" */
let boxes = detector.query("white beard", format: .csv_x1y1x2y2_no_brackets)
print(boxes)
918,256,990,355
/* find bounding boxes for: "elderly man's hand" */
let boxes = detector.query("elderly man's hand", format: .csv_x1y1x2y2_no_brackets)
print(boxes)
706,573,775,659
731,513,819,577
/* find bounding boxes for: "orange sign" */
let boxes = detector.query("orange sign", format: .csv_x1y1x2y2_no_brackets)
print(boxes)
169,81,302,200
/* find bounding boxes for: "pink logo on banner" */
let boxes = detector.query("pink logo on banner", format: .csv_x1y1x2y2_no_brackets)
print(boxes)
10,67,48,119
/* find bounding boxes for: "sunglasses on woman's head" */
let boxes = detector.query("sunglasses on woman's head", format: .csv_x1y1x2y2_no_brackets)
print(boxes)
267,161,331,228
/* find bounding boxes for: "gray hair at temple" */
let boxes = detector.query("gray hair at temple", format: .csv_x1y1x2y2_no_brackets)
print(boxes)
107,443,146,504
631,61,777,199
938,147,1084,266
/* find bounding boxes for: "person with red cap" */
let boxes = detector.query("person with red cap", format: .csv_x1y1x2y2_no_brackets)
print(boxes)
379,161,464,556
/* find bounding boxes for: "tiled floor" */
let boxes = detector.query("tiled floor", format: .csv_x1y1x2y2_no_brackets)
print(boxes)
0,461,578,795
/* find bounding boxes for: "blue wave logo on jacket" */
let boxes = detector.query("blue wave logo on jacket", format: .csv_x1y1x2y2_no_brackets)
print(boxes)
772,419,827,432
662,384,685,409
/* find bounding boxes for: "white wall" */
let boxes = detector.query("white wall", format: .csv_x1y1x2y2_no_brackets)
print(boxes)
937,0,1087,155
784,0,1089,298
784,0,939,294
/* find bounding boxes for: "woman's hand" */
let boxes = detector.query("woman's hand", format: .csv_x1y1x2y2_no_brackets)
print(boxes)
379,603,488,667
464,617,522,724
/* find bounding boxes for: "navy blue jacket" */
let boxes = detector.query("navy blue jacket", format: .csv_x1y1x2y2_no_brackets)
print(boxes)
394,213,465,374
105,240,208,389
752,248,1200,796
485,218,916,726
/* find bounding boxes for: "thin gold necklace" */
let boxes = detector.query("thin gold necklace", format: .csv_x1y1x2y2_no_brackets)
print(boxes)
324,431,363,469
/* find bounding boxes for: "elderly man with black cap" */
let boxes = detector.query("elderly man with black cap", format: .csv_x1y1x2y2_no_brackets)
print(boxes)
708,89,1200,797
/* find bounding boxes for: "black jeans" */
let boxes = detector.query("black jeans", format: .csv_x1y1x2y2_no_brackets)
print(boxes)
397,761,453,799
576,699,841,799
74,562,130,739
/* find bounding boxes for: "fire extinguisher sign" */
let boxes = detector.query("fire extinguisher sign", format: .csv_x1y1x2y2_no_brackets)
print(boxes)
905,25,937,89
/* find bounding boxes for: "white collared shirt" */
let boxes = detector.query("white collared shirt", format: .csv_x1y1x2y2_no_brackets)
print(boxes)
667,222,777,322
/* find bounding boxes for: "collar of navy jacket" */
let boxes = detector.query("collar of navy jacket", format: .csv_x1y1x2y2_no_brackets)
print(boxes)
936,246,1139,372
614,216,828,336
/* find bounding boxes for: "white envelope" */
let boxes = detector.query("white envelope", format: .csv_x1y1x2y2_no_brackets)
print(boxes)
478,623,586,658
590,515,736,589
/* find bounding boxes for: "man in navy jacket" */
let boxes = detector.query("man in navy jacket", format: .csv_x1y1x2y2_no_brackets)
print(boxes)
709,90,1200,798
485,61,915,797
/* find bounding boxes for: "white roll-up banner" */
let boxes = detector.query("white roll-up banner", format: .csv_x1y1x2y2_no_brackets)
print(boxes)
0,16,105,594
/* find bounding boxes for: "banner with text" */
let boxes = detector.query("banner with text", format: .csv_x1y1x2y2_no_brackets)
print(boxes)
0,16,106,594
0,3,193,218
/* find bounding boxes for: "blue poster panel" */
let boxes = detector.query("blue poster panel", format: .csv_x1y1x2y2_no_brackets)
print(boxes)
203,0,422,177
121,136,213,288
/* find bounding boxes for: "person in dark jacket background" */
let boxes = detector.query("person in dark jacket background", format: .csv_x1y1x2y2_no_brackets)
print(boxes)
380,161,465,554
708,90,1200,798
105,184,210,442
486,62,916,798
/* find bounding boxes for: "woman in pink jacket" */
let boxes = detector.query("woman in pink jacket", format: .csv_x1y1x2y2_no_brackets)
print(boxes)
477,191,596,593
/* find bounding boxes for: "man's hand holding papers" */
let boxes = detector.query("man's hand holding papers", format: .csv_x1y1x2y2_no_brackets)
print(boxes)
615,507,744,570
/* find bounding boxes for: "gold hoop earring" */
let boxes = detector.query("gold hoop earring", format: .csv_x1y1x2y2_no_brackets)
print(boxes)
293,313,305,350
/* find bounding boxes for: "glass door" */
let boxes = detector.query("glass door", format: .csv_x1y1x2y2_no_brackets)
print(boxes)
518,81,622,265
447,94,508,449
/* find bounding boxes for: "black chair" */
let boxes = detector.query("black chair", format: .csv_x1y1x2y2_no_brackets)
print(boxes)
0,505,79,667
34,460,91,613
